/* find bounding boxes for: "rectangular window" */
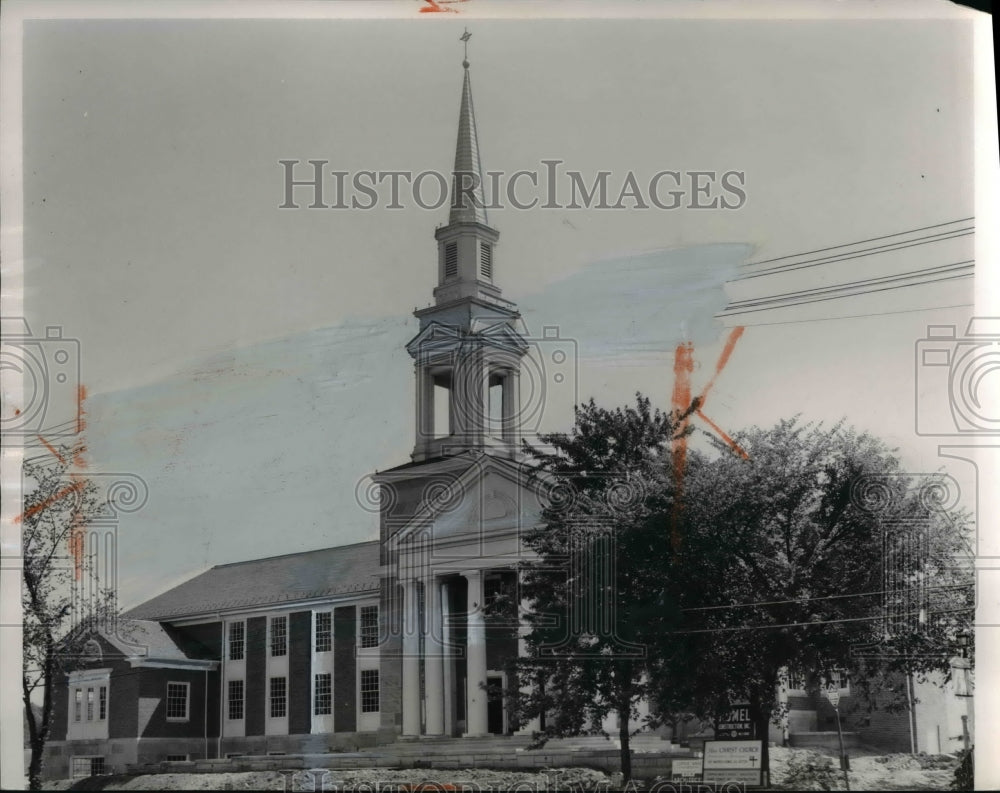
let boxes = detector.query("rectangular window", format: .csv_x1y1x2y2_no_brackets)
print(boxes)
74,689,82,722
269,676,287,719
359,605,379,649
785,668,807,692
166,682,190,721
314,673,332,716
166,754,188,762
227,679,245,721
228,621,245,661
315,611,332,652
86,688,94,721
480,242,492,279
270,616,287,657
98,686,107,720
360,669,379,713
71,757,106,778
444,242,458,279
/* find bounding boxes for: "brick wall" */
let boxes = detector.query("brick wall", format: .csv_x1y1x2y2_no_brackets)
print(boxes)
137,666,216,740
334,606,357,732
109,664,139,740
288,611,312,735
245,616,267,736
379,581,403,732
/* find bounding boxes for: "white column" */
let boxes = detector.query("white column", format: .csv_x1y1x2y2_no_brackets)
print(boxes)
502,368,520,445
424,575,445,735
401,578,421,736
463,569,489,737
441,580,454,737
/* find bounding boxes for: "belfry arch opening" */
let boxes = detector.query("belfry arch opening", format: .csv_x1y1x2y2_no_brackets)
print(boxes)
433,371,453,439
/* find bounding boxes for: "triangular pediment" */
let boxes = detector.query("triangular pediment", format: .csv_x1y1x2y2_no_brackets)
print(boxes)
387,455,547,554
405,319,529,359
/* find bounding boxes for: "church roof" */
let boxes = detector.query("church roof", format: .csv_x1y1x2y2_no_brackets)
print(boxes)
107,619,216,661
125,540,381,621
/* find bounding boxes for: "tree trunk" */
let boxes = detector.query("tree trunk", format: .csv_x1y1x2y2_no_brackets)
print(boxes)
28,738,45,791
751,686,775,789
619,705,632,781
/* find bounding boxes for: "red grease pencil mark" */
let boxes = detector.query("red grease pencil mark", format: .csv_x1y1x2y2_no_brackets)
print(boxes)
14,478,86,525
670,342,694,553
669,327,747,553
20,385,91,577
420,0,466,13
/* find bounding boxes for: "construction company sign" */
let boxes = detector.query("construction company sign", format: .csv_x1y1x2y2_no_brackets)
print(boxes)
715,702,756,739
702,740,764,785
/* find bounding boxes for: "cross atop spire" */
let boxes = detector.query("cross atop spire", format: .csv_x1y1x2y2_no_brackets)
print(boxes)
460,28,471,68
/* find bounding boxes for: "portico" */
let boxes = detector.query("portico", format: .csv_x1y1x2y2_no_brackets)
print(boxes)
400,568,498,738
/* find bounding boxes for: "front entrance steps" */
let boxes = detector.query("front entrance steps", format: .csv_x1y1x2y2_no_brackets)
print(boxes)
789,731,861,750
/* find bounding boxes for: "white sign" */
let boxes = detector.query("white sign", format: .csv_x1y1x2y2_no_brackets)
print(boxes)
703,740,764,770
671,758,703,779
703,768,763,784
827,690,841,708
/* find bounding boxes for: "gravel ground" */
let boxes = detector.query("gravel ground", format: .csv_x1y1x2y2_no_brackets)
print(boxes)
769,746,959,790
44,749,961,791
46,767,612,791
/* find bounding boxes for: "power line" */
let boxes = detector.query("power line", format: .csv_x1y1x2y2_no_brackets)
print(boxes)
728,260,972,307
742,229,973,279
680,583,972,613
673,606,974,636
719,268,971,318
746,218,974,268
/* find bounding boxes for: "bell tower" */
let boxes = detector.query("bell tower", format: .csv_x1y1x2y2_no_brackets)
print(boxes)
407,40,528,463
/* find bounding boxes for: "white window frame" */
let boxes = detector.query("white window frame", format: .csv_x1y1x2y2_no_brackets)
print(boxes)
67,669,110,740
227,678,245,722
165,681,191,722
821,668,851,695
359,668,380,714
315,611,332,653
269,676,287,719
70,756,106,778
359,605,379,649
270,615,288,658
314,672,332,716
228,620,246,661
783,667,808,695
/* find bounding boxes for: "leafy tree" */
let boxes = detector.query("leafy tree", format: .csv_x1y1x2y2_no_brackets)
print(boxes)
513,394,694,781
21,444,116,790
667,418,974,785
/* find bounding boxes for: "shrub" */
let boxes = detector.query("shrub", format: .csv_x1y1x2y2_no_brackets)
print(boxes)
951,747,973,791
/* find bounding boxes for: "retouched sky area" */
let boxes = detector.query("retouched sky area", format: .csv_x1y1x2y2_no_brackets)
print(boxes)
18,14,979,608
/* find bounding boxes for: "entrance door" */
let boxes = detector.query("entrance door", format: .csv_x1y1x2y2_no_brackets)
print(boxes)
487,675,505,735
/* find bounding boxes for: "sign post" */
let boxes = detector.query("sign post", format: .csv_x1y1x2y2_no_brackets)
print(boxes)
826,690,850,791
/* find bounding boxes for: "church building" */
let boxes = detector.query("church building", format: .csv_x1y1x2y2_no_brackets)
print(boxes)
42,53,549,777
39,51,972,782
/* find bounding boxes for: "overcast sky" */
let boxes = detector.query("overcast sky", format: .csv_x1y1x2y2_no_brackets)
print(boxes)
7,7,988,614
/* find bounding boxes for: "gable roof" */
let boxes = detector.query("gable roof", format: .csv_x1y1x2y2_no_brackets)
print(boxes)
125,540,380,621
105,620,215,661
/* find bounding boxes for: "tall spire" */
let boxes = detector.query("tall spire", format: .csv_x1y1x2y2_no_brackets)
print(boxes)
450,30,488,226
